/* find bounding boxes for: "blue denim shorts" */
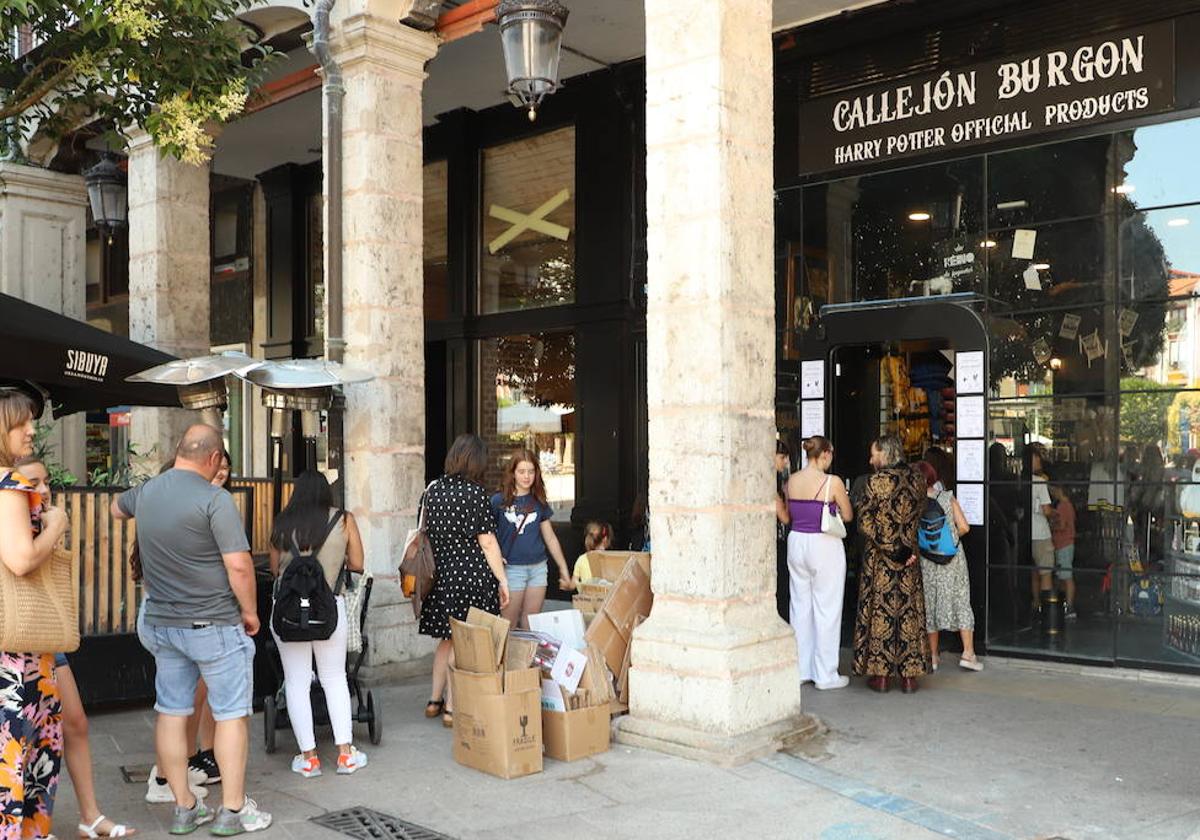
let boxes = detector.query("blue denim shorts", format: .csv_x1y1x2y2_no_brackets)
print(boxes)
137,611,255,721
54,652,69,669
506,561,548,592
1054,545,1075,581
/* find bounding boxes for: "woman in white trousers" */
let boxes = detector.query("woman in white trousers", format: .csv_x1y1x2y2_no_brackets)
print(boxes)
785,436,854,690
269,470,368,777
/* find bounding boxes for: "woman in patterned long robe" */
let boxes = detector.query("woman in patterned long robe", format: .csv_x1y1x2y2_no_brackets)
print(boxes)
852,435,932,693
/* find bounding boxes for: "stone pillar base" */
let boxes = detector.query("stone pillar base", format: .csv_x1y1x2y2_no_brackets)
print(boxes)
357,575,436,686
614,712,823,768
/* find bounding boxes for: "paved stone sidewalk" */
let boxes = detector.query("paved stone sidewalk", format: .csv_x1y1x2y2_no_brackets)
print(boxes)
52,656,1200,840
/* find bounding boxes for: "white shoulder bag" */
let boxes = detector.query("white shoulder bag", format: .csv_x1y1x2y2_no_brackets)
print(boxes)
820,475,848,539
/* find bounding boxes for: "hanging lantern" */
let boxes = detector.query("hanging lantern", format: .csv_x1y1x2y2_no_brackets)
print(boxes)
496,0,569,121
83,155,128,232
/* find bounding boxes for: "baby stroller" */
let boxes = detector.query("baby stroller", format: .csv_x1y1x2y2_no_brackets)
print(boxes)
262,570,382,752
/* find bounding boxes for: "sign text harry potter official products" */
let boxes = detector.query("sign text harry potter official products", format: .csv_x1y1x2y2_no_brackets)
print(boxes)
798,21,1175,173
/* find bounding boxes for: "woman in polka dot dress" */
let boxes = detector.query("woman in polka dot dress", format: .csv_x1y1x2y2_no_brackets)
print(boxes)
418,434,510,727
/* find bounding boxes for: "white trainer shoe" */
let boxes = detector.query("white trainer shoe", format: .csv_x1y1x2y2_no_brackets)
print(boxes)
145,765,209,804
814,675,851,690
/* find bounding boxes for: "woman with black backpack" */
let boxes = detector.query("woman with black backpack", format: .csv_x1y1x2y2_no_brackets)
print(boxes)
269,470,367,778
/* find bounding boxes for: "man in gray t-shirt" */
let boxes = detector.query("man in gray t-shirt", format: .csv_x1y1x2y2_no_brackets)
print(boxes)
119,467,248,627
113,424,272,834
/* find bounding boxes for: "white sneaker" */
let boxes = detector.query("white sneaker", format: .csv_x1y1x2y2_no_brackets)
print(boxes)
145,766,209,804
814,675,851,690
336,747,369,775
211,796,272,835
959,654,984,672
291,754,322,778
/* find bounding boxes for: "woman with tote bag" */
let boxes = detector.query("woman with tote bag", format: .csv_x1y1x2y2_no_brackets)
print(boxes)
785,435,853,691
0,387,72,839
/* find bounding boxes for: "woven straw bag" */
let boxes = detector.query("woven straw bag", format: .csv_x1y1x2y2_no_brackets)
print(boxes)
0,546,80,654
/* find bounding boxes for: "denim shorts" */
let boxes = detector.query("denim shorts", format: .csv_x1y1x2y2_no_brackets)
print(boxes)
506,561,548,592
1054,545,1075,580
53,652,69,669
137,611,255,721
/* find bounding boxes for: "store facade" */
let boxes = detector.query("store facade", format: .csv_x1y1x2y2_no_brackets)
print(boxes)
775,0,1200,673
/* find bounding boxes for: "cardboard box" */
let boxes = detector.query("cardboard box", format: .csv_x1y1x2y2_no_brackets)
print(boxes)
585,556,653,675
450,607,510,673
543,704,611,762
451,666,543,779
586,550,650,582
505,637,538,672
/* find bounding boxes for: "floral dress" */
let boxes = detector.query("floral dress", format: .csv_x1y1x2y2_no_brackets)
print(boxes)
920,490,975,632
0,469,63,840
417,475,500,640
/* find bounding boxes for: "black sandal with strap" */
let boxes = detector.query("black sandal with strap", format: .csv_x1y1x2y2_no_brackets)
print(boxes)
424,699,445,718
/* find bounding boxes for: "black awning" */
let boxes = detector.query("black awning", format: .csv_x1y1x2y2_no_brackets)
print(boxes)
0,292,182,417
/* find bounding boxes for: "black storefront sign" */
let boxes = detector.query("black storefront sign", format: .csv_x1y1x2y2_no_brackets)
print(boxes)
798,20,1176,174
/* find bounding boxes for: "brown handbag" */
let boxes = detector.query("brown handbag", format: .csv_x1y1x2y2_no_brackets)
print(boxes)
399,480,438,619
0,546,80,654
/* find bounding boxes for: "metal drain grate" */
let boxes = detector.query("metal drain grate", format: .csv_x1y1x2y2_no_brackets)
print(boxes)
311,807,454,840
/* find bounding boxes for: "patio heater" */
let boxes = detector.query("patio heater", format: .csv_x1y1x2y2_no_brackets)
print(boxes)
242,359,373,515
127,351,263,427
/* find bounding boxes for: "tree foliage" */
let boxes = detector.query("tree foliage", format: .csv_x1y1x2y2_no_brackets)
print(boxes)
1119,377,1176,449
0,0,270,163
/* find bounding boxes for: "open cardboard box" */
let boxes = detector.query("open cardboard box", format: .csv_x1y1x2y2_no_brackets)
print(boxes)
450,607,509,673
451,666,543,779
585,554,653,676
585,550,651,583
542,644,614,762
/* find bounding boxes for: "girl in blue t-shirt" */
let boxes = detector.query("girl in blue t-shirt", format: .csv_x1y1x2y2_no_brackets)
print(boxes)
490,450,575,628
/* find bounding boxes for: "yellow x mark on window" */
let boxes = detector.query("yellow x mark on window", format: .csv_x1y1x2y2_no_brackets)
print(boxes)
487,188,571,254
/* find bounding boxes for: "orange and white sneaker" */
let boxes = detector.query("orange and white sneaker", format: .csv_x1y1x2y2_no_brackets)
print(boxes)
336,747,369,775
291,754,322,778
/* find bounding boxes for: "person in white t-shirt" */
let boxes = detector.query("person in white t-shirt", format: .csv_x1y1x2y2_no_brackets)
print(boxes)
1029,445,1056,610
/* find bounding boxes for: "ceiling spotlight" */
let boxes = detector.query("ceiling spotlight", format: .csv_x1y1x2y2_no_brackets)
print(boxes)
1113,184,1136,194
1167,217,1190,227
1033,263,1051,270
908,211,931,221
980,240,998,249
1050,357,1063,370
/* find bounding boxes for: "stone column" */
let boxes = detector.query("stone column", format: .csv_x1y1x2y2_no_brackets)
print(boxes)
126,131,211,466
0,163,88,478
615,0,810,764
328,1,438,674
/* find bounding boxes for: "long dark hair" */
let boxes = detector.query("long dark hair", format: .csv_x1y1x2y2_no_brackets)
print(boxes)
270,470,336,552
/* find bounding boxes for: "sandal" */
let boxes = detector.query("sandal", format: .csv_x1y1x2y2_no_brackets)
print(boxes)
424,699,445,718
442,710,453,728
79,815,136,838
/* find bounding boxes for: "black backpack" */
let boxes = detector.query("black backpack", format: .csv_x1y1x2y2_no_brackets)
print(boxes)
271,512,343,642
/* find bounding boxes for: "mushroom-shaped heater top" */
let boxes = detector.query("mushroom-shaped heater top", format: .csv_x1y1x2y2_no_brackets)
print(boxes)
127,351,264,414
241,358,374,391
243,359,375,439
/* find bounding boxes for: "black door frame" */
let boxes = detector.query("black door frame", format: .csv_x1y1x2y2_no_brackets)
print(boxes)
811,295,992,650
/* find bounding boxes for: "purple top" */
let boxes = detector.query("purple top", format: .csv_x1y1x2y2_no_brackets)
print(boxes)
788,499,835,533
